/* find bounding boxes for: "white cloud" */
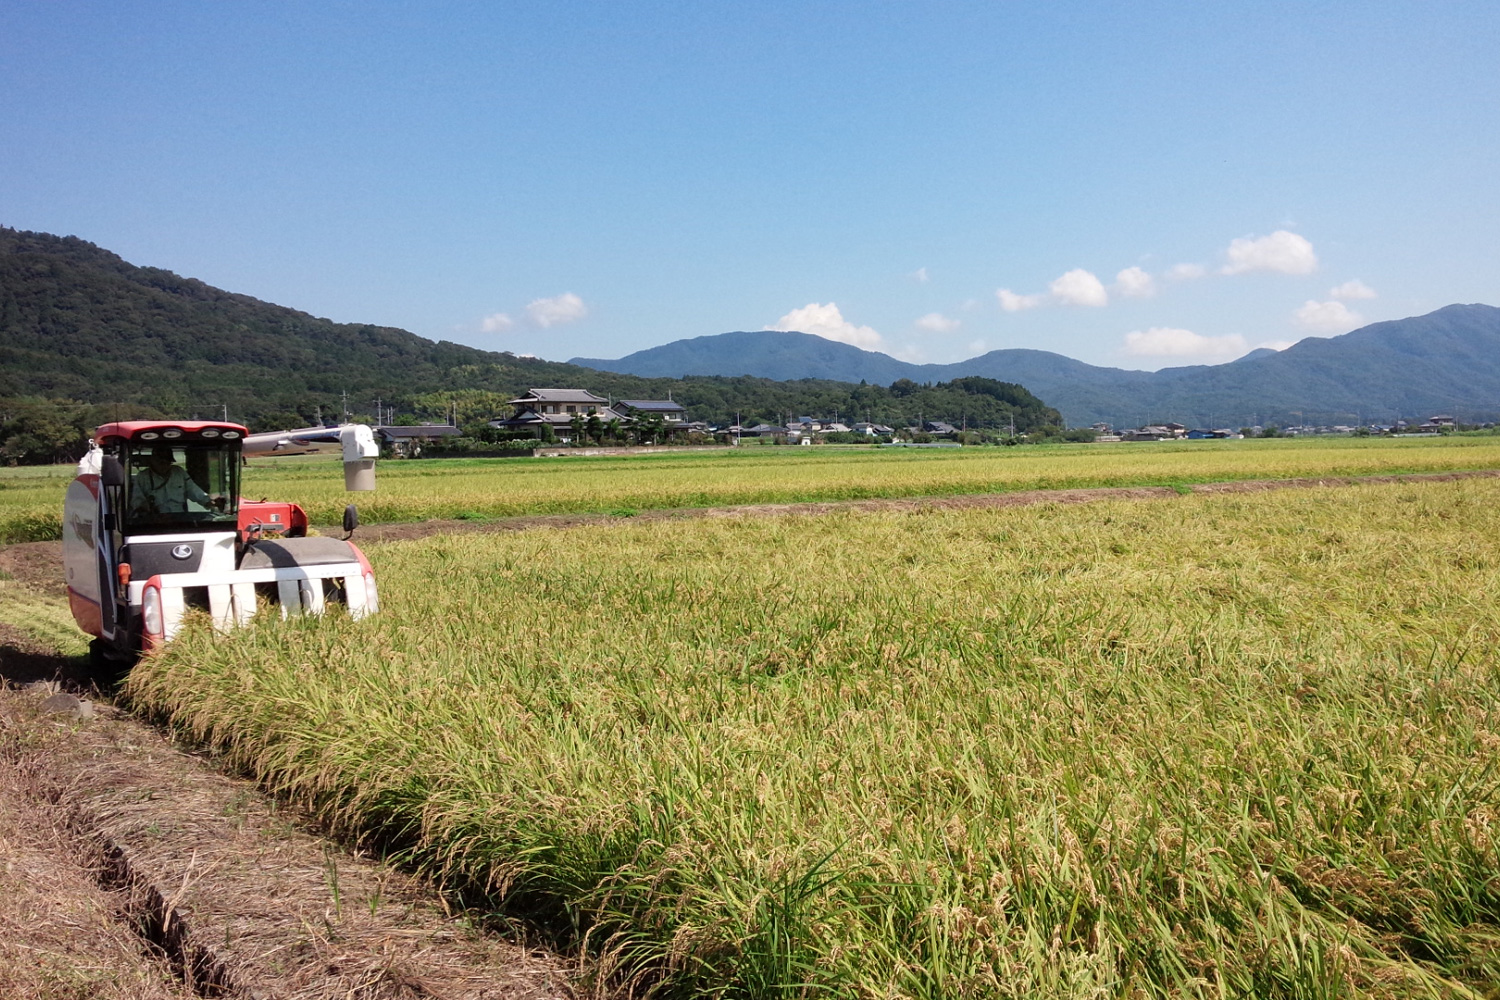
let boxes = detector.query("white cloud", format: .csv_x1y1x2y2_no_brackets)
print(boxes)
909,267,929,283
1049,268,1109,307
1293,299,1362,333
767,302,884,350
1122,326,1249,362
1113,266,1156,299
915,312,961,332
1254,339,1298,352
997,288,1045,312
480,312,514,333
525,292,588,328
1221,230,1318,275
1330,279,1377,300
1167,263,1207,281
967,338,988,355
999,268,1111,312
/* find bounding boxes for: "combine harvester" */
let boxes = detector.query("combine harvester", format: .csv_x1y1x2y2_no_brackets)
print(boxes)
64,420,380,670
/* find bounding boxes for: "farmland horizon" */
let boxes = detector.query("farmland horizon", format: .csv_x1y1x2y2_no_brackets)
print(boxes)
6,4,1500,991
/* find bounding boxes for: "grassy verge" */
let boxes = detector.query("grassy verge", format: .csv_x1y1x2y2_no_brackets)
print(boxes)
128,478,1500,997
0,573,88,656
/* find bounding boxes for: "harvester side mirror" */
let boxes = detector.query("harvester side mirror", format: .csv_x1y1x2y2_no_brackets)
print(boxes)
342,504,359,537
100,456,125,488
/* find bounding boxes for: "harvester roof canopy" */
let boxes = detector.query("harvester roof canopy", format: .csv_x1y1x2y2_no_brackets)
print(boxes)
95,420,250,444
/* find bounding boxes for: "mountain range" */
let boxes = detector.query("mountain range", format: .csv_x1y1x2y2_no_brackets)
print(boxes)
0,227,1061,445
4,224,1497,434
574,304,1500,428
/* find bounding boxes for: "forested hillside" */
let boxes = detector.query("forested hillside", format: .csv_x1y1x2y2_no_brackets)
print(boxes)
0,228,1061,461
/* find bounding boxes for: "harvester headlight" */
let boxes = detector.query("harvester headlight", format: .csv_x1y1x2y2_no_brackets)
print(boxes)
142,587,163,637
200,428,220,438
162,428,183,439
222,430,241,440
139,431,160,440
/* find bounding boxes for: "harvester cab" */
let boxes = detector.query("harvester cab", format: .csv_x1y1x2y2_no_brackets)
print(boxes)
65,421,378,671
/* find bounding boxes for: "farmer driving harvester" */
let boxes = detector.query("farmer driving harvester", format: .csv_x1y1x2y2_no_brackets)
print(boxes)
130,444,218,514
65,420,379,668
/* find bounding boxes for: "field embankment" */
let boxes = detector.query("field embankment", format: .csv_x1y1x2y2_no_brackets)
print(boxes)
128,476,1500,998
7,434,1500,543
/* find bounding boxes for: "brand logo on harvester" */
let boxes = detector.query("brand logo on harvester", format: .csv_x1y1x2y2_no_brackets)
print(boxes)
171,544,194,560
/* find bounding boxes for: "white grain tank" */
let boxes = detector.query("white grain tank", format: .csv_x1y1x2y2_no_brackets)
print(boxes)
341,423,378,491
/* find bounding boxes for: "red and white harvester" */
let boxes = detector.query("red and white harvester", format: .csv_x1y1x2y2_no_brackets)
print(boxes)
64,421,378,669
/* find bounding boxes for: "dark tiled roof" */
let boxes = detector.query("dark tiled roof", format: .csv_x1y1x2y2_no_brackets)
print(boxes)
616,400,686,412
509,388,608,404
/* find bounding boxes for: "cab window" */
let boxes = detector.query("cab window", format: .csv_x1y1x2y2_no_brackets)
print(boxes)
123,442,240,533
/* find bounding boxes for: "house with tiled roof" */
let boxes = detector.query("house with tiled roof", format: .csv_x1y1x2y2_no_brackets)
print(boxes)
490,389,625,440
614,399,687,423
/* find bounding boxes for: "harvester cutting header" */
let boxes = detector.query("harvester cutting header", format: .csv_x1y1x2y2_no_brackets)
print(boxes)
65,420,379,670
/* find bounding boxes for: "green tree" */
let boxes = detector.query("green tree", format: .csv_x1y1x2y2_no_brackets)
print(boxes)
634,412,666,445
0,399,95,464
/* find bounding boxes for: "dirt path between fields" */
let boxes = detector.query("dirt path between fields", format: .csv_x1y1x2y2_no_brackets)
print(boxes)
1,466,1497,997
333,466,1500,544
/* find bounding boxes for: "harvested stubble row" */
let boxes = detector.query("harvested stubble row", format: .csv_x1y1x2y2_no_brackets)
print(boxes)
129,478,1500,998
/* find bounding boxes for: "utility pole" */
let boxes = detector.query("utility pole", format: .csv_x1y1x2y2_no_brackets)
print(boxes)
341,391,350,422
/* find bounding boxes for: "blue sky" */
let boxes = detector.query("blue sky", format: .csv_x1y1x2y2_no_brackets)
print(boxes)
3,1,1497,370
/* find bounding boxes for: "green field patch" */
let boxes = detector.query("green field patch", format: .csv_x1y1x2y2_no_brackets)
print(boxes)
7,436,1500,540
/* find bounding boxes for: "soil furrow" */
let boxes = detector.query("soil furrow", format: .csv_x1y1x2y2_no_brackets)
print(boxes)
0,686,577,999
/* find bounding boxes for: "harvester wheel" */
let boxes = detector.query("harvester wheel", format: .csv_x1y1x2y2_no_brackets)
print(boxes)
87,638,134,686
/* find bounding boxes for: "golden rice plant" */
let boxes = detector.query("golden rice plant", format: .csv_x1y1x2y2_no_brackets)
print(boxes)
131,477,1500,998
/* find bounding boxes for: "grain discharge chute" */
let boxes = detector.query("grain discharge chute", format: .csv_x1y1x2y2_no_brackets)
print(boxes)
64,421,378,671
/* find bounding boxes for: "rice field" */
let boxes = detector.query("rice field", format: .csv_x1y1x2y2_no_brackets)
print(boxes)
6,434,1500,542
127,476,1500,998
